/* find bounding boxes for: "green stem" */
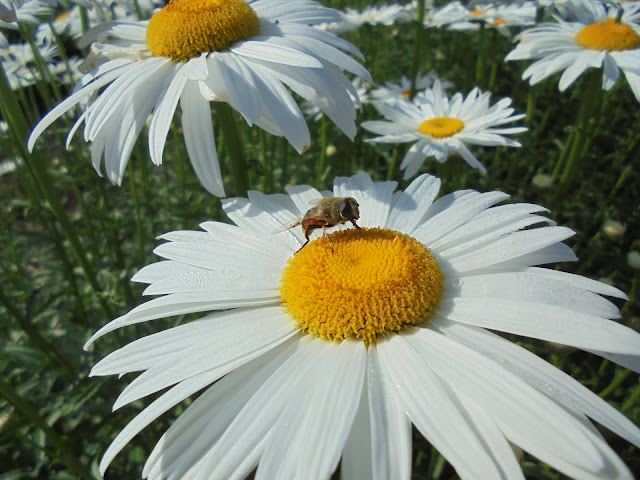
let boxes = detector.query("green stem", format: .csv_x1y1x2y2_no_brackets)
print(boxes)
610,163,633,199
557,72,603,190
260,130,273,192
599,368,632,399
551,129,574,181
215,102,250,196
408,0,426,98
19,23,62,102
525,86,536,126
387,146,404,181
475,24,487,87
0,62,113,319
316,116,328,187
280,137,289,187
0,379,91,479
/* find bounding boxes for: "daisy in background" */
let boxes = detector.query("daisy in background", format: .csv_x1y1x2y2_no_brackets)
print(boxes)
27,0,370,196
87,171,640,480
429,0,537,32
322,3,412,33
369,70,453,104
362,80,526,178
505,0,640,102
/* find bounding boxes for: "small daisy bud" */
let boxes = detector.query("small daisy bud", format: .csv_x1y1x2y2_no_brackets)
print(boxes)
325,145,337,157
602,219,626,240
531,173,553,190
628,251,640,270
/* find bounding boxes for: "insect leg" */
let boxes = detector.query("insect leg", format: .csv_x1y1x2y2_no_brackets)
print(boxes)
350,219,361,230
322,225,334,253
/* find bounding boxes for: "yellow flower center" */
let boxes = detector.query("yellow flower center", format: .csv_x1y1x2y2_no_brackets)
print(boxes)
418,117,464,138
279,228,444,344
146,0,261,62
575,18,640,51
401,88,411,98
471,9,485,16
492,18,506,26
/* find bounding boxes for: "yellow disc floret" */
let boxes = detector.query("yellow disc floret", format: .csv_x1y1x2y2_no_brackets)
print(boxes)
575,18,640,51
280,228,444,343
146,0,261,62
418,117,464,138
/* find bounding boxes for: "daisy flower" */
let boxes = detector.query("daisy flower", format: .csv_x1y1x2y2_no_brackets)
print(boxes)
429,1,536,32
27,0,370,196
362,81,526,178
369,70,453,103
321,4,413,33
505,0,640,102
88,171,640,480
0,0,51,27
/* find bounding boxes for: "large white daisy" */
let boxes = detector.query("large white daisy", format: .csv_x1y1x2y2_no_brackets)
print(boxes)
362,81,526,178
505,0,640,102
87,171,640,480
27,0,370,196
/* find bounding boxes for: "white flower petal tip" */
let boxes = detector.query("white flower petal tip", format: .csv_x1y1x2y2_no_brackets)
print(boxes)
362,83,526,178
505,0,640,102
90,171,636,479
26,0,370,194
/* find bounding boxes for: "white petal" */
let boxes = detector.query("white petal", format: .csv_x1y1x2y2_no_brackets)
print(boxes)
413,191,510,246
256,339,366,480
366,346,412,480
148,64,185,166
84,290,279,349
385,174,441,235
377,335,505,479
107,307,296,408
142,336,303,480
438,297,640,353
443,271,620,318
341,376,373,480
180,80,225,196
445,226,575,273
406,328,609,475
99,369,227,476
231,39,322,67
433,318,640,449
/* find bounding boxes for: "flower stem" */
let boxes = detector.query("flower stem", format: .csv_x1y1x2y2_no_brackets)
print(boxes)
215,102,250,196
408,0,426,98
557,72,602,190
316,116,328,187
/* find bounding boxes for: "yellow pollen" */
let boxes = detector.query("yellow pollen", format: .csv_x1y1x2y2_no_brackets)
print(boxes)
418,116,464,138
575,18,640,51
279,228,444,344
146,0,260,62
